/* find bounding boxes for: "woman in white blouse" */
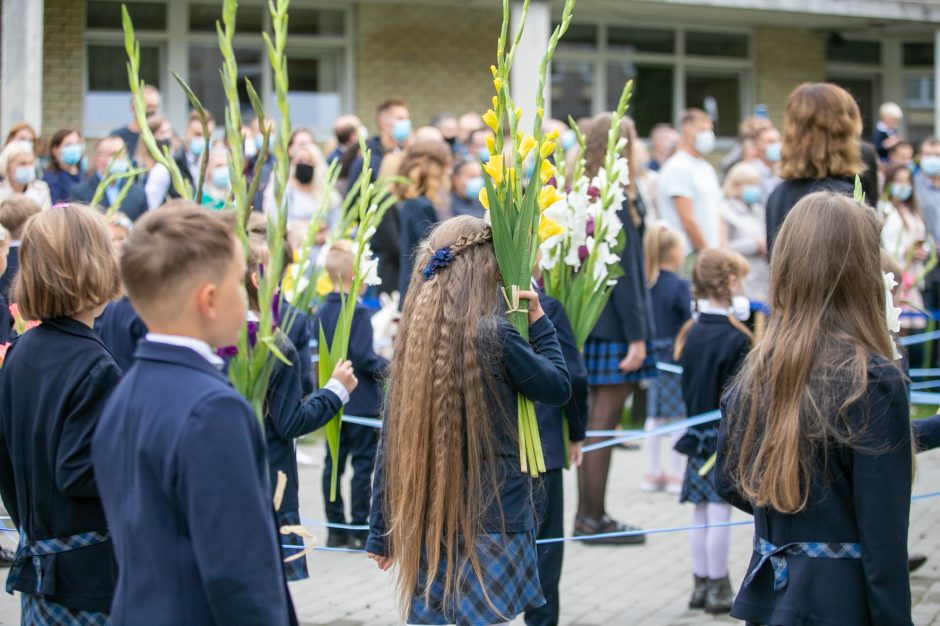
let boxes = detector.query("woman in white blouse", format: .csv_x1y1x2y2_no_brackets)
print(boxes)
0,141,51,210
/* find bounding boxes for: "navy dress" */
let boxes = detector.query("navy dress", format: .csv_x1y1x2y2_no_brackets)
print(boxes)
94,295,148,372
0,318,121,618
367,315,572,625
397,196,438,305
676,313,749,504
647,270,692,419
716,358,912,626
91,341,296,626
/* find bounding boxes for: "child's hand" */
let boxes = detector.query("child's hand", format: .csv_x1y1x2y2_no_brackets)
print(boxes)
517,290,545,324
618,340,647,373
568,441,584,467
332,360,358,394
367,552,392,571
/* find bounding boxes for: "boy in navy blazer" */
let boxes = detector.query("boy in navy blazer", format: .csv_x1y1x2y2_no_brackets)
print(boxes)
92,204,296,625
312,240,390,549
0,194,41,300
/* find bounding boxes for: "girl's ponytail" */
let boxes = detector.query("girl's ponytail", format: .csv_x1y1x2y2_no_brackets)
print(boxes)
644,223,683,288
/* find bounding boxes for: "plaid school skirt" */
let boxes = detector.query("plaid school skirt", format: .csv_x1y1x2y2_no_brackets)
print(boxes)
20,593,109,626
680,454,724,504
583,339,658,386
277,509,309,582
646,369,686,419
408,531,545,626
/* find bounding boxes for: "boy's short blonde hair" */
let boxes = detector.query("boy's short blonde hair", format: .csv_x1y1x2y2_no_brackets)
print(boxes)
15,203,120,320
121,202,237,323
0,195,42,239
324,240,355,284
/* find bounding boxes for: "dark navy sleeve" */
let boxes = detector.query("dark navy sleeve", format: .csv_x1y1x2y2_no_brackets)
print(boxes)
345,155,365,203
0,359,17,525
852,366,912,625
55,360,121,497
177,392,290,624
714,389,754,515
349,308,389,380
266,345,342,439
913,414,940,451
366,434,387,556
544,299,588,442
675,278,693,324
611,209,650,343
500,316,572,407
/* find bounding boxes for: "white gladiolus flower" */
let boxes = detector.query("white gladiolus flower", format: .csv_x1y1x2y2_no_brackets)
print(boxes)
883,271,902,360
359,244,382,286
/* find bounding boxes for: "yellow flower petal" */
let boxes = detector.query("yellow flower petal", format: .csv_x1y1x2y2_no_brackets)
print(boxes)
492,96,499,110
482,109,499,133
490,64,498,78
483,154,504,185
538,216,564,243
508,167,517,186
540,158,555,184
537,107,545,118
478,186,490,210
485,134,496,155
515,108,523,120
520,134,537,159
539,140,556,160
538,185,563,212
315,272,334,296
546,129,560,142
494,78,503,92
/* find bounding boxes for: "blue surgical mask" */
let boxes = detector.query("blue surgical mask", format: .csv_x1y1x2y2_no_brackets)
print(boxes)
478,147,490,164
254,133,275,152
694,130,716,156
391,119,412,144
921,155,940,177
189,137,206,157
464,176,484,200
108,158,129,175
211,166,230,190
13,165,35,185
561,129,577,151
765,141,782,163
19,140,33,152
740,184,762,205
61,143,84,166
891,183,913,202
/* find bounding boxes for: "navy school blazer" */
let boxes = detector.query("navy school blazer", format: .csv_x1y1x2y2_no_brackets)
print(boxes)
312,293,389,418
0,291,12,344
0,318,121,612
91,341,295,626
95,296,148,373
264,332,343,513
280,300,314,396
367,314,572,556
716,358,912,626
0,245,18,299
536,292,588,470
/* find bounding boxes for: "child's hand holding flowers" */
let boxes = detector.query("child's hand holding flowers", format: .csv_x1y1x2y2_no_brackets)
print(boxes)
517,290,545,324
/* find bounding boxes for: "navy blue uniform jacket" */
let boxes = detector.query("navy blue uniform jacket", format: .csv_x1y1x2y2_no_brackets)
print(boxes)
0,245,18,299
716,358,912,626
281,300,314,396
95,296,148,373
589,198,652,343
397,196,438,304
0,318,121,612
536,293,588,470
367,315,572,556
312,293,389,417
264,332,342,512
69,174,149,222
91,341,295,625
649,270,692,362
765,177,854,256
0,292,11,344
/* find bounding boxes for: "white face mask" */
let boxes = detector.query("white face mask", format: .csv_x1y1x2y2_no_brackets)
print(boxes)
694,129,716,156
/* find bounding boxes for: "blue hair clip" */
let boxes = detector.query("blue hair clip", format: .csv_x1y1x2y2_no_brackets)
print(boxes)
423,246,455,281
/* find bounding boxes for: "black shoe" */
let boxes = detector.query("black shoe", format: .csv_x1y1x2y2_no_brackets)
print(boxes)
689,575,708,609
0,547,14,568
573,514,646,545
348,530,367,551
910,554,928,572
326,532,348,548
704,576,734,614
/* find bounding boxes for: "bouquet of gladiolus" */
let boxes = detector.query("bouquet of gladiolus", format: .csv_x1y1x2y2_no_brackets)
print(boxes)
539,81,633,349
478,0,577,476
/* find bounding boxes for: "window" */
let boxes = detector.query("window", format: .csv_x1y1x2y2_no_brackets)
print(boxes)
87,1,166,30
605,62,673,136
904,42,935,68
188,44,263,122
189,3,263,33
285,8,345,36
826,39,881,65
557,23,598,52
84,43,164,137
685,70,741,137
283,53,344,131
907,75,935,111
551,60,594,122
686,31,748,58
608,27,674,54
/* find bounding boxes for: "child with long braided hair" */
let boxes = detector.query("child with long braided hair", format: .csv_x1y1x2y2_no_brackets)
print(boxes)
366,216,572,625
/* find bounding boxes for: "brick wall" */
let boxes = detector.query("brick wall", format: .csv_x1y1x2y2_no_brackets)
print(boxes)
42,0,85,136
353,3,499,129
754,28,826,130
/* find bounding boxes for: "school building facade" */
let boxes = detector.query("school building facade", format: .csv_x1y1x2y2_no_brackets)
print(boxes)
2,0,940,146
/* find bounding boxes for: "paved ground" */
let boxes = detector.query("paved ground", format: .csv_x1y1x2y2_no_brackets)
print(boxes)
4,438,940,625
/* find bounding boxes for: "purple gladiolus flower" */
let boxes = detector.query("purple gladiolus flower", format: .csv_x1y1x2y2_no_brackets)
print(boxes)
216,345,238,358
247,320,260,348
578,244,589,262
586,217,595,237
587,185,600,200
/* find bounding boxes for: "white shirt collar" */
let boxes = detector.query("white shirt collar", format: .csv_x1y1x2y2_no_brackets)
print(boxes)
8,240,20,248
697,300,732,316
145,333,225,368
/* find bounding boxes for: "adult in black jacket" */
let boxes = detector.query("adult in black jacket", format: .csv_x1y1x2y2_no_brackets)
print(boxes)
765,83,870,255
70,136,148,222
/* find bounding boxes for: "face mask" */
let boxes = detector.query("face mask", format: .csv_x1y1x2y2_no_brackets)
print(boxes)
17,140,33,152
740,184,762,205
765,141,782,163
211,166,230,190
464,176,484,200
61,144,84,166
391,119,412,144
244,137,258,159
891,183,913,202
694,130,716,155
921,155,940,177
13,165,35,185
732,295,751,322
294,162,314,184
155,138,172,154
189,137,206,157
108,158,129,176
478,147,491,164
561,129,577,151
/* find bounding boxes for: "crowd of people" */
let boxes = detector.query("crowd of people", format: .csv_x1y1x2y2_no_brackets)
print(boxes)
0,77,933,626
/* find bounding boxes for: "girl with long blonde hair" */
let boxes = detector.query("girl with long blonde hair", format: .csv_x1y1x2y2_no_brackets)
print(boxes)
716,192,912,625
366,216,572,625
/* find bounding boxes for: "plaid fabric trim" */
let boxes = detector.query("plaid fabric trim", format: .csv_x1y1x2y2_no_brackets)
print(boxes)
408,531,544,625
7,529,110,596
20,593,110,626
744,536,861,590
278,510,309,582
583,339,658,386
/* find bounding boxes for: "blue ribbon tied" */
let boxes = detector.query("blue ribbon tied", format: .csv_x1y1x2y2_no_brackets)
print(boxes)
6,528,110,596
744,536,861,590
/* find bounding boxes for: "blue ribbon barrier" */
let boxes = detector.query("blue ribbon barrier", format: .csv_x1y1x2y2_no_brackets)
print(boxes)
913,391,940,405
899,329,940,347
911,369,940,378
582,410,723,454
656,362,683,375
912,380,940,391
341,415,383,428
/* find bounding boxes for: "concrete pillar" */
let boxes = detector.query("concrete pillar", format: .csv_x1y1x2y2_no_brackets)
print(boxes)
510,0,551,131
1,0,44,136
165,0,190,133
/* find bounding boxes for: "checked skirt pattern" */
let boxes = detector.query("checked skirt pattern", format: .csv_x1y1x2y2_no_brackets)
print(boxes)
408,531,545,626
20,593,109,626
744,536,861,590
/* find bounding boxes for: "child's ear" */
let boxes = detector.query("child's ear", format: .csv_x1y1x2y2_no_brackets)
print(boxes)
250,272,260,291
196,282,218,320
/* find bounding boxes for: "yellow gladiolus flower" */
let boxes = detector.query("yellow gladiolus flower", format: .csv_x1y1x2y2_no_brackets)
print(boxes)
483,109,499,133
520,134,537,159
508,167,517,186
546,129,560,142
483,154,504,184
540,158,555,184
540,140,556,160
478,186,490,210
315,272,334,296
490,64,498,78
485,134,496,155
492,96,499,110
538,216,564,243
515,108,523,120
494,78,503,92
538,185,563,212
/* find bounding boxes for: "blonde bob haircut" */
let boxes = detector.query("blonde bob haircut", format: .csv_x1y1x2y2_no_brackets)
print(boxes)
779,83,863,181
15,203,120,320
